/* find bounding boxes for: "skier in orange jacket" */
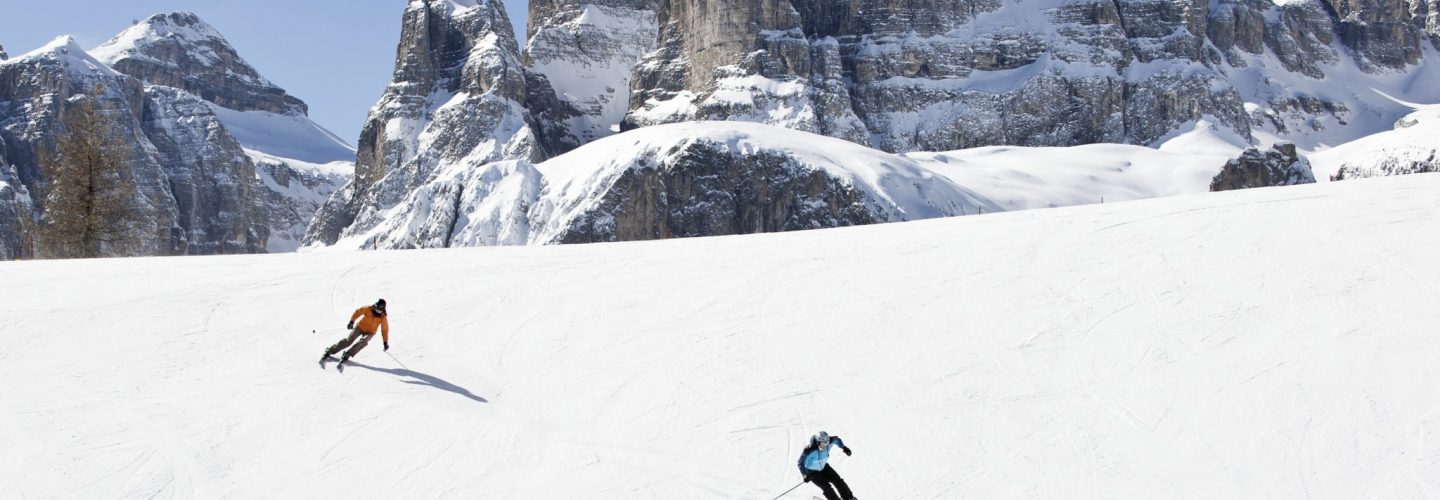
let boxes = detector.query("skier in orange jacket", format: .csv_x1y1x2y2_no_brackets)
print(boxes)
321,299,390,366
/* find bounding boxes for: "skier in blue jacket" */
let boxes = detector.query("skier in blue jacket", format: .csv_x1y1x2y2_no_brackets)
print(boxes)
796,431,855,500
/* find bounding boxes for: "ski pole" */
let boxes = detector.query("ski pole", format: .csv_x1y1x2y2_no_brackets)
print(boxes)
768,481,804,500
386,350,410,371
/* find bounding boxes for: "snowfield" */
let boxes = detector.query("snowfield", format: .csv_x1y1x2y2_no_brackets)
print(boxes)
2,173,1439,498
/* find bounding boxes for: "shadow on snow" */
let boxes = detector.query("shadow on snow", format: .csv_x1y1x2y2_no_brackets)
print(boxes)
345,361,489,403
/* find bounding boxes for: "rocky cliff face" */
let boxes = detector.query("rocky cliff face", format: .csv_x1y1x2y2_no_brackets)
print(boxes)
305,0,538,247
139,85,268,253
620,0,1436,152
1210,143,1317,191
0,39,179,257
0,135,34,259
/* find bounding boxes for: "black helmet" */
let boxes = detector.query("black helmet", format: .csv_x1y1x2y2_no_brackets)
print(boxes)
374,298,387,313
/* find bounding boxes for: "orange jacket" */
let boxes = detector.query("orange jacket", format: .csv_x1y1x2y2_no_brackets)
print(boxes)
350,306,390,343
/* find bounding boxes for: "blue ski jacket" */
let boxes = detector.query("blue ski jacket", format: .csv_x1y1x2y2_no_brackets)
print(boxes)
796,437,847,475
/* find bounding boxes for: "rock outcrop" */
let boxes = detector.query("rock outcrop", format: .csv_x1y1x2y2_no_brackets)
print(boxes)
1210,143,1317,191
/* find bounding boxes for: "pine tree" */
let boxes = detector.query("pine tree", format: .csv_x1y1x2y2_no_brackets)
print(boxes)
38,85,141,259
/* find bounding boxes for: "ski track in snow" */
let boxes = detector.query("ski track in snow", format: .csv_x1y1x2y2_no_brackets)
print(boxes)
2,174,1440,498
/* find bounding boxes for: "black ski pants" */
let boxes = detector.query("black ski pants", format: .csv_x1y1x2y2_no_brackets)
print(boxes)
808,464,853,500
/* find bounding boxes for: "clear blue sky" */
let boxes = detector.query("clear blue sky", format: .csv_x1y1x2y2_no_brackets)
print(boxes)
1,1,530,147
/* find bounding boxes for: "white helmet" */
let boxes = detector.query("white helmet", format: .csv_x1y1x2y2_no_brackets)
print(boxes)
813,431,830,447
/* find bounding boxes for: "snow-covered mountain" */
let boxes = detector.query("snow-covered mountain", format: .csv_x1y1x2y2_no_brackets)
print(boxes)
307,0,1440,252
304,0,538,248
92,12,354,252
0,12,353,257
3,172,1438,497
0,36,213,258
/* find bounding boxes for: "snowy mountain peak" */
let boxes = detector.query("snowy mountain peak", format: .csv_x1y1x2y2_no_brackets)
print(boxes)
92,12,235,73
92,11,308,116
1,35,122,77
87,11,355,164
408,0,489,15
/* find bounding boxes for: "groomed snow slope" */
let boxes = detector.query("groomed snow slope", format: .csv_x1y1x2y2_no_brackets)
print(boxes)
3,174,1439,498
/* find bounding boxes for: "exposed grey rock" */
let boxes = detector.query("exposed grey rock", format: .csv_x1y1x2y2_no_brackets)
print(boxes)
1321,0,1426,70
93,12,307,116
618,0,1431,153
1211,143,1317,191
139,85,268,254
551,140,881,243
1418,1,1440,42
0,135,36,259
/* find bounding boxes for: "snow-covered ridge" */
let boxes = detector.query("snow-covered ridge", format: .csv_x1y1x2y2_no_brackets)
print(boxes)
1,36,122,77
319,120,1255,250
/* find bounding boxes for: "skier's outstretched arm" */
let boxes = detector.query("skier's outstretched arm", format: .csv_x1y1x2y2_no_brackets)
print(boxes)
348,307,365,329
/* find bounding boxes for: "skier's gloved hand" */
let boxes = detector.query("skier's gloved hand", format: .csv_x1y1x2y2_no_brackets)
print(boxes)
843,447,852,456
346,321,354,329
802,475,812,483
384,342,390,351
